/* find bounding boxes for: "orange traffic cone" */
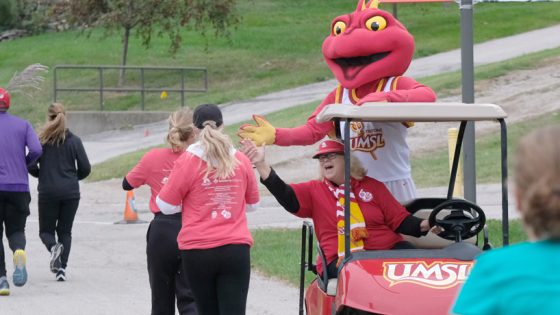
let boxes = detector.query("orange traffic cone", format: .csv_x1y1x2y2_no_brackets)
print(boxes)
114,190,147,224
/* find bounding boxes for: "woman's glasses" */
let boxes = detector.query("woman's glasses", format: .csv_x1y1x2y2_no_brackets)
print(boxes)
317,152,340,163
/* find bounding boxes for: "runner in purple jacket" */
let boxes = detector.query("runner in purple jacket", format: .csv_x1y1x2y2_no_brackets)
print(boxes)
0,88,42,296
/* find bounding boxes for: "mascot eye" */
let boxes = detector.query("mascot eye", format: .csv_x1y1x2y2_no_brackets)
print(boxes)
365,16,387,31
332,21,347,36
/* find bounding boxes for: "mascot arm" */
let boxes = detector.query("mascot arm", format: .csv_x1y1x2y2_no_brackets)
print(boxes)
275,90,337,146
385,76,436,103
356,77,436,105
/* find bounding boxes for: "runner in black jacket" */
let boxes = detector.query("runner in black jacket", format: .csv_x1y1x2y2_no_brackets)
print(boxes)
28,103,90,281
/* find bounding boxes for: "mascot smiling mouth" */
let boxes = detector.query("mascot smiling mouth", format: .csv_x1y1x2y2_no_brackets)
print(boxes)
334,52,390,68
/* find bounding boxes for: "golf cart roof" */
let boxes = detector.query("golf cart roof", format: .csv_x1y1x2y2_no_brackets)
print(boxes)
316,102,507,123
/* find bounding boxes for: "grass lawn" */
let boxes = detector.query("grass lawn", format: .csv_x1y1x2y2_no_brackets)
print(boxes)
1,1,559,125
251,219,528,286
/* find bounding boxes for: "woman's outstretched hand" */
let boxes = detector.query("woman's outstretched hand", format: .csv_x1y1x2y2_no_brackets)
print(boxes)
240,139,271,180
240,139,265,164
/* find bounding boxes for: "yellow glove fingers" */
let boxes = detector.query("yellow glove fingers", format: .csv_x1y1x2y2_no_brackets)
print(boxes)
239,124,257,133
236,115,276,146
253,115,270,127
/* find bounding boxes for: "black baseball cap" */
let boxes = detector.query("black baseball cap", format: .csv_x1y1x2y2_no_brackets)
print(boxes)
193,104,223,129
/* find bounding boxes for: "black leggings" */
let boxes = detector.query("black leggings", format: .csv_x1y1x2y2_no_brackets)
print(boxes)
0,191,30,277
38,198,80,269
181,244,251,315
147,213,197,315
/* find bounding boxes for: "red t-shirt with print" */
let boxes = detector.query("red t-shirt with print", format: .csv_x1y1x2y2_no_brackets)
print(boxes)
125,148,184,214
291,176,409,274
158,149,260,250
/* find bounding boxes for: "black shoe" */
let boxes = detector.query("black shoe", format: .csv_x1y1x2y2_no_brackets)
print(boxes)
56,268,66,282
50,243,64,273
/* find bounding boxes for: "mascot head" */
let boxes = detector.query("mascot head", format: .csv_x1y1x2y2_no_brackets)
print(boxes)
322,0,414,89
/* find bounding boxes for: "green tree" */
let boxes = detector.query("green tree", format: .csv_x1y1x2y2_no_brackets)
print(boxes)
65,0,239,84
0,0,17,31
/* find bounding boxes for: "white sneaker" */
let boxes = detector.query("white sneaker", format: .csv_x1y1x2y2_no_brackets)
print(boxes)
56,268,66,282
50,243,64,273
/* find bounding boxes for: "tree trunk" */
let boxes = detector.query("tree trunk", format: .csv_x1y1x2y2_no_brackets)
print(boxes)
118,26,131,86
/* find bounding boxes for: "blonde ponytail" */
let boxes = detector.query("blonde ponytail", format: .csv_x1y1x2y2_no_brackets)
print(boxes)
39,103,67,146
198,120,238,179
167,108,194,152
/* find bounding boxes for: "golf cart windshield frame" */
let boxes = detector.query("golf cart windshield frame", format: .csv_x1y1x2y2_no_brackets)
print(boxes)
316,102,509,262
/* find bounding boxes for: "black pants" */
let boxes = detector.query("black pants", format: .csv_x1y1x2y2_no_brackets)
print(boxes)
147,213,197,315
0,191,30,277
181,244,251,315
38,198,80,269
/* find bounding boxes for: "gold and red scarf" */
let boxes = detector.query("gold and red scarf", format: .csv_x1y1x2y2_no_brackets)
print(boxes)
324,179,369,266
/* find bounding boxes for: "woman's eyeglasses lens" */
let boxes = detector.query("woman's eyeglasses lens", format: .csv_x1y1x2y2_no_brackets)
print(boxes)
318,153,339,162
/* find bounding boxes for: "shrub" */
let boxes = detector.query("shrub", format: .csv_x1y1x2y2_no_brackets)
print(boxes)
14,0,52,33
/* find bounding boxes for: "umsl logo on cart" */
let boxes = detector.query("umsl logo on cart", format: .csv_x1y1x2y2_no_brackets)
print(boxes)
382,261,473,289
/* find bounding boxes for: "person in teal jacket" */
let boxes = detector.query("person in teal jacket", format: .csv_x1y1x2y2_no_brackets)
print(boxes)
452,125,560,315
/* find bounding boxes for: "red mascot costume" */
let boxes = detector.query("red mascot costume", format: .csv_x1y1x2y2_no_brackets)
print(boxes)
239,0,436,203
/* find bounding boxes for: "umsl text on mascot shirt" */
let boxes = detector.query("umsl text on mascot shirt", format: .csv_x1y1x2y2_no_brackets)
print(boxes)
239,0,436,203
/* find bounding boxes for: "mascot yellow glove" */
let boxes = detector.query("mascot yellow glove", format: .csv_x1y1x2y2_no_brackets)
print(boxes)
238,115,276,146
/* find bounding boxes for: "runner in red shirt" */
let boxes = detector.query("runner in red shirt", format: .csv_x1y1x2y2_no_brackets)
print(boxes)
123,109,198,315
157,104,259,315
241,138,438,278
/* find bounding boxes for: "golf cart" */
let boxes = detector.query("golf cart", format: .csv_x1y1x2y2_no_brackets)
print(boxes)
298,102,509,314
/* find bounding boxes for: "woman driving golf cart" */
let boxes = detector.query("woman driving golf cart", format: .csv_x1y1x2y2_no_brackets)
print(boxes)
241,138,439,279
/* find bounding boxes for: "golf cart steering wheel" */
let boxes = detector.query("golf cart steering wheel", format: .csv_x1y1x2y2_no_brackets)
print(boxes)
428,199,486,242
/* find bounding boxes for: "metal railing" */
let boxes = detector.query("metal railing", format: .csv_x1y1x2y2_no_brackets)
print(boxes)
53,65,208,110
